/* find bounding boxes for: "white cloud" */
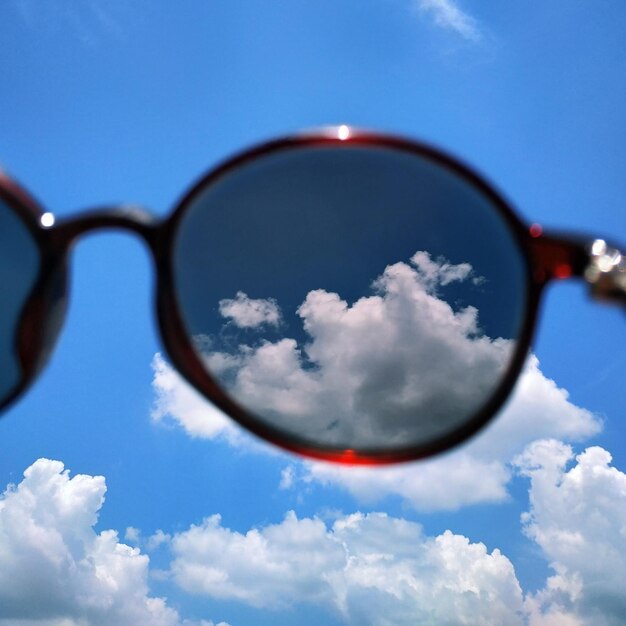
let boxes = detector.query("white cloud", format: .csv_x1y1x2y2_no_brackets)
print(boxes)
151,352,239,442
218,291,281,328
515,440,626,626
170,510,525,625
410,249,478,286
0,458,226,626
147,529,172,552
125,526,141,544
305,453,511,511
202,252,515,450
416,0,481,41
279,466,295,490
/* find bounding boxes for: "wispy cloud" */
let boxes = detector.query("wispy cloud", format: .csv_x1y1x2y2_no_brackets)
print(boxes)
416,0,482,42
9,0,125,44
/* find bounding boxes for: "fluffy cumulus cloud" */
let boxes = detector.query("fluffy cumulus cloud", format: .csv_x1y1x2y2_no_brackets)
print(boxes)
169,510,525,625
415,0,481,41
218,291,281,328
151,352,240,443
152,251,601,511
5,452,625,626
0,458,226,626
165,252,515,450
515,440,626,626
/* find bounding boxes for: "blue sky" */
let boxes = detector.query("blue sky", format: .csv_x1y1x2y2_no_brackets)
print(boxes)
1,1,626,625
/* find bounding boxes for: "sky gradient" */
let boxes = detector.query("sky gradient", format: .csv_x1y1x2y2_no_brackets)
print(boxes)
1,2,626,625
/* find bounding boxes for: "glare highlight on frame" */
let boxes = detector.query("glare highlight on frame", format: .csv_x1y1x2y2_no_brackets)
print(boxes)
337,125,350,140
40,212,55,228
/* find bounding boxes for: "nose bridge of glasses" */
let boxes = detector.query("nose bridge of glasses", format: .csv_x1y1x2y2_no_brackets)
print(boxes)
53,205,161,246
12,205,163,387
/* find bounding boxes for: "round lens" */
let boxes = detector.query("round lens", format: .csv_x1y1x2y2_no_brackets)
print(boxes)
0,198,41,404
171,141,529,455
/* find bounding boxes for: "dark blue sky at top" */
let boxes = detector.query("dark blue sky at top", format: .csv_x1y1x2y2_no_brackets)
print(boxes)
174,143,527,343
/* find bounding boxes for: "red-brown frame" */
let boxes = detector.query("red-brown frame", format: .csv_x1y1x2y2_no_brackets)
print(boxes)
0,128,603,464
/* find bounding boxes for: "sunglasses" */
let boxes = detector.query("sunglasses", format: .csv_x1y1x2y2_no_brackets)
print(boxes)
1,127,624,464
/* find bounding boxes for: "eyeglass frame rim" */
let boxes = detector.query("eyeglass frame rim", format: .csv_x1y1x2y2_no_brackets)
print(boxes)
0,127,599,464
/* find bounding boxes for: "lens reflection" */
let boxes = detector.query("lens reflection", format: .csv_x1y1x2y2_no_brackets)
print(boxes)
173,145,527,451
0,199,40,402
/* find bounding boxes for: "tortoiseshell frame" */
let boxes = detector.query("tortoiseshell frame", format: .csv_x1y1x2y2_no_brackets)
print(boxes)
0,128,620,464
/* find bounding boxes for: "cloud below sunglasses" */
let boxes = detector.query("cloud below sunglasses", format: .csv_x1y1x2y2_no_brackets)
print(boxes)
1,127,624,464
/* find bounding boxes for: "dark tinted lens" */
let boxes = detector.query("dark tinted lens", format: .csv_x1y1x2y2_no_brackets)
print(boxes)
172,144,528,453
0,199,40,403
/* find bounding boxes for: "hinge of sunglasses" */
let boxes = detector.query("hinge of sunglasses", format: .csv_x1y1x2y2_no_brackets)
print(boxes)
584,239,626,306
